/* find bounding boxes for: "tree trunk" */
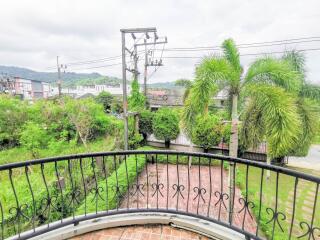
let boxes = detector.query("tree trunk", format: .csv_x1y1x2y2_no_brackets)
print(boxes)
266,155,271,179
165,139,170,148
228,93,238,224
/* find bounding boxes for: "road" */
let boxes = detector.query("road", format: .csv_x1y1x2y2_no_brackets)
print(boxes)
288,144,320,171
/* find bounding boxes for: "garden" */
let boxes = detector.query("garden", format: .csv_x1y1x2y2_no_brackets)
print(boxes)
0,38,320,240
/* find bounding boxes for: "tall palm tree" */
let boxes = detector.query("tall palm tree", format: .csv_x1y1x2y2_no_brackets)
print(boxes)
241,51,320,163
182,39,303,222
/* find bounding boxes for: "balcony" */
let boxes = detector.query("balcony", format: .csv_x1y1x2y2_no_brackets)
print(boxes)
0,151,319,240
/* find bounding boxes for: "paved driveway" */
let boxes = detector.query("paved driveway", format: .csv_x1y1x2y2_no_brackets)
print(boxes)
288,145,320,171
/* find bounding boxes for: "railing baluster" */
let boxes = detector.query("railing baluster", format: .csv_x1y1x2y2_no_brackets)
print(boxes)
242,165,249,230
79,158,87,216
124,155,129,210
256,168,264,237
67,160,75,220
196,156,201,215
272,172,279,240
135,154,139,209
0,200,3,240
91,157,99,214
207,158,212,217
187,155,191,213
25,165,36,232
156,154,159,210
54,161,64,222
218,160,223,221
166,154,169,210
308,183,319,240
176,155,180,211
40,163,51,228
145,154,149,209
288,177,298,240
9,169,21,237
231,162,236,225
102,156,108,212
113,155,119,211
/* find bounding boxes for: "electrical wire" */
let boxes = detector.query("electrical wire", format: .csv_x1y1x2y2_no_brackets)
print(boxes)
45,36,320,69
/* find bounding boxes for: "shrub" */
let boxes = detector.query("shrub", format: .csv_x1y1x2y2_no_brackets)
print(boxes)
192,114,223,152
0,94,28,147
20,122,48,158
139,110,154,142
95,91,114,113
153,107,180,148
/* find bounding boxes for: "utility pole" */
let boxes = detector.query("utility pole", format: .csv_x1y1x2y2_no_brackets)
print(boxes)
56,57,67,97
120,27,158,150
57,56,62,96
134,37,167,104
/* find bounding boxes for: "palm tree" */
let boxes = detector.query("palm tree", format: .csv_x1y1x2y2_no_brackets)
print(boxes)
182,39,305,222
241,51,320,163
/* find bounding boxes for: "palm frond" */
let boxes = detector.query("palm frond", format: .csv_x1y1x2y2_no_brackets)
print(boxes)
282,50,306,79
300,83,320,101
244,83,302,158
245,57,302,93
182,56,230,135
289,98,319,156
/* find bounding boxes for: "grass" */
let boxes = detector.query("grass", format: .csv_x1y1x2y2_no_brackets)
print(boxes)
0,136,117,238
236,164,320,240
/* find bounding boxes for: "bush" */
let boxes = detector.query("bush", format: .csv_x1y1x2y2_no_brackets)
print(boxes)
191,114,223,152
128,79,145,111
0,94,28,147
153,107,180,148
139,110,154,142
95,91,114,113
20,122,48,158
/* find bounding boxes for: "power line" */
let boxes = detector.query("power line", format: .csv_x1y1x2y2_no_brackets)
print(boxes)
159,47,320,59
45,36,320,70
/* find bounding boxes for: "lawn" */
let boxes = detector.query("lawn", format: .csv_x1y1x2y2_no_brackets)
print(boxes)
237,164,320,240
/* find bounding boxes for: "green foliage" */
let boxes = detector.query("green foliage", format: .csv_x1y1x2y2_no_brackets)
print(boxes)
19,122,48,158
65,97,111,146
128,79,145,111
111,98,123,114
138,110,154,139
76,147,149,214
95,91,114,113
221,123,231,144
0,94,28,147
191,115,222,150
153,108,180,143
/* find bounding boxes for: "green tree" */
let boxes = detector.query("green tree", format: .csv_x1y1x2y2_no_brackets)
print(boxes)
138,110,154,142
0,95,28,147
182,39,304,219
128,79,145,111
95,91,114,113
153,108,180,148
20,122,48,158
191,115,222,152
65,98,111,147
183,39,305,161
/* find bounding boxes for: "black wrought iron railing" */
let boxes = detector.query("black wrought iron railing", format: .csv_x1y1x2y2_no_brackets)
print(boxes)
0,151,319,240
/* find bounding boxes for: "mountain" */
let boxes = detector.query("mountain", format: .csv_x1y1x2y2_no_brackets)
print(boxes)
0,65,179,89
0,66,120,85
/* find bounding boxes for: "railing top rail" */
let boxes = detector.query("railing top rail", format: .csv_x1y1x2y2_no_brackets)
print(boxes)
0,150,319,183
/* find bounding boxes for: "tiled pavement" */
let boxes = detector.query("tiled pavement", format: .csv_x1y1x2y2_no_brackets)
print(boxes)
71,163,257,239
121,164,257,233
71,225,210,240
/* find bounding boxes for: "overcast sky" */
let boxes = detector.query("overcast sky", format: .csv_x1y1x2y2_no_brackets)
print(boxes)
0,0,320,84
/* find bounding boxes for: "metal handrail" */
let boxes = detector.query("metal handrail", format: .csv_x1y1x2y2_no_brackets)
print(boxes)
0,151,319,240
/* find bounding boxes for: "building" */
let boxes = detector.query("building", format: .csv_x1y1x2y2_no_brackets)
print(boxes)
0,75,52,100
52,83,131,98
147,87,228,110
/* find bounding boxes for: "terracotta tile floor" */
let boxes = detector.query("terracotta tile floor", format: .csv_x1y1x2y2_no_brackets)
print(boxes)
70,225,210,240
121,164,257,233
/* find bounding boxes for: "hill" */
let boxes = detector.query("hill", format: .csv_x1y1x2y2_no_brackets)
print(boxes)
0,65,179,89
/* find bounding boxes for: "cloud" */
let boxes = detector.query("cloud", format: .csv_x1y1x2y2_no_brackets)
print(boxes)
0,0,319,83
